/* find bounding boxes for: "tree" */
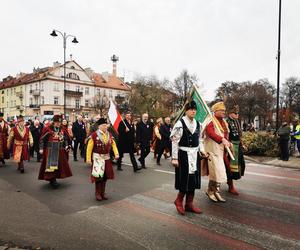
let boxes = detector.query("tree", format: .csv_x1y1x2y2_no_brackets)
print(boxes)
173,70,198,105
281,77,300,119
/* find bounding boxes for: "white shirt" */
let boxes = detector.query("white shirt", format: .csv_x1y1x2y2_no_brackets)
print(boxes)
170,116,204,160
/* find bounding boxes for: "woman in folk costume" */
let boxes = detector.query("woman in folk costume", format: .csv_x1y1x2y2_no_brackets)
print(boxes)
7,115,33,173
38,115,73,188
171,100,208,215
152,118,163,158
0,112,10,166
226,102,246,195
203,101,232,202
86,118,119,201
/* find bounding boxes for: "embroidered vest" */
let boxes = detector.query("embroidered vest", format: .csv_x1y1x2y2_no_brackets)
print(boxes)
91,131,112,154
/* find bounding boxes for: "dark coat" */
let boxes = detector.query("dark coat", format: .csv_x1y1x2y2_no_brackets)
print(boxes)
136,121,153,147
30,124,43,150
117,119,135,153
72,121,87,142
159,123,172,149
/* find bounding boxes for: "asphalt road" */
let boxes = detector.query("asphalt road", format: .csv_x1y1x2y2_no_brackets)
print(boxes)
0,154,299,250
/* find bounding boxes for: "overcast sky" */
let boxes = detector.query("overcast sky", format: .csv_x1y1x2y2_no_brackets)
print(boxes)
0,0,299,100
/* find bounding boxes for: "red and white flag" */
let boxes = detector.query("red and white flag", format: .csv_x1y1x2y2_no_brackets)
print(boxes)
108,100,123,131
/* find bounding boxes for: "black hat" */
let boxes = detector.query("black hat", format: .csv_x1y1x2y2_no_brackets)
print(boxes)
185,100,197,111
0,112,3,117
53,115,62,122
96,118,107,125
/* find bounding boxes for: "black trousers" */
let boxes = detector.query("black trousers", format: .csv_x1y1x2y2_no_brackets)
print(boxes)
279,139,289,161
117,149,138,169
30,143,41,161
139,144,150,166
157,142,171,163
73,140,85,160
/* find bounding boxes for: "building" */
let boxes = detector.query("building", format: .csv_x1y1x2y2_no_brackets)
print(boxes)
0,59,130,121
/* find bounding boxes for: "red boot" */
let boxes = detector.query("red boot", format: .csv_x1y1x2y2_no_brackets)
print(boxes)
101,181,108,200
174,192,185,215
228,179,239,195
185,192,202,214
95,182,103,201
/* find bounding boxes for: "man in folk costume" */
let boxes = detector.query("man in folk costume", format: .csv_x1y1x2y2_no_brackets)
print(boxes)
226,102,246,195
38,115,73,188
86,118,119,201
0,112,10,166
171,100,207,215
203,101,231,202
7,115,33,173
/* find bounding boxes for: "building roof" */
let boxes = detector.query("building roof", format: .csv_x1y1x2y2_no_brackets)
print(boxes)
93,73,131,91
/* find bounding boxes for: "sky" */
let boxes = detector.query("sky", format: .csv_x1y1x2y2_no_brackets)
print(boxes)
0,0,299,100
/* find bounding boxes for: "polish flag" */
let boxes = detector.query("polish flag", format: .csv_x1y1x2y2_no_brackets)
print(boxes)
108,100,123,132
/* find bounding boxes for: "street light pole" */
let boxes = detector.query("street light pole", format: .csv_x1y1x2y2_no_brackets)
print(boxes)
50,29,78,118
276,0,282,131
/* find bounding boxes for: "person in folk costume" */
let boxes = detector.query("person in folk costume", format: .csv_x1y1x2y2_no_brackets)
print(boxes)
0,112,10,166
203,101,231,202
152,118,163,159
38,115,73,188
7,115,33,173
157,117,172,166
226,102,246,195
171,100,208,215
86,118,119,201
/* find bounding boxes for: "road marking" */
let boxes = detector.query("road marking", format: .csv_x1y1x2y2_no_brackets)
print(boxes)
154,169,175,175
247,171,299,181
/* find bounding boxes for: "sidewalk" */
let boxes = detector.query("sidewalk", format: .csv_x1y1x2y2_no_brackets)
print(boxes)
244,155,300,169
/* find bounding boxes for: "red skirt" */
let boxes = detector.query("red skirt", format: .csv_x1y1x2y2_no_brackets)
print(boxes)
38,148,73,181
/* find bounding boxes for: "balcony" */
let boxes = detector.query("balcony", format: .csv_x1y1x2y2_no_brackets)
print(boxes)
29,104,40,109
16,105,24,111
65,90,83,97
16,91,23,98
30,90,41,96
66,105,83,111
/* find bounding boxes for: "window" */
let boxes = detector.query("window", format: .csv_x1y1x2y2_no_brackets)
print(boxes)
85,87,89,95
54,83,59,91
1,97,3,103
10,89,13,94
109,90,113,98
67,72,80,80
41,96,44,105
14,100,16,106
30,85,32,91
97,88,100,95
10,101,13,107
85,99,89,107
76,85,80,92
30,98,33,105
66,84,70,90
54,97,59,105
35,83,38,90
1,90,4,94
40,83,43,91
75,99,80,109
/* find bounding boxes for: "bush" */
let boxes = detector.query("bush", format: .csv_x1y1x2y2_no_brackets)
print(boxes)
242,131,279,157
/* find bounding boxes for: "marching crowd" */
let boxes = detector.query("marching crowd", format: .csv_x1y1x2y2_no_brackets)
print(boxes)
1,102,299,216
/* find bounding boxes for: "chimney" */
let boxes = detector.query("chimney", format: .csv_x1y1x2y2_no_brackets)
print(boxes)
84,67,94,79
110,54,119,77
102,71,109,82
53,61,61,67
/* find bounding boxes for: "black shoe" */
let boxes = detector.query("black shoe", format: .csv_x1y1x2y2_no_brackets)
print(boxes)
133,166,142,172
117,167,123,171
74,158,78,161
157,162,161,166
142,165,147,169
20,168,25,173
50,179,59,189
1,159,5,164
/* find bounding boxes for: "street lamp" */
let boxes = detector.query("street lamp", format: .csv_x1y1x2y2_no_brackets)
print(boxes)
50,29,79,118
275,0,282,131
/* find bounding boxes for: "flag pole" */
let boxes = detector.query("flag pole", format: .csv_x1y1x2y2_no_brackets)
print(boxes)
193,84,235,161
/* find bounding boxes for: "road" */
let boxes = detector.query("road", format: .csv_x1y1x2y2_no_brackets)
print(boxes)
0,154,299,250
